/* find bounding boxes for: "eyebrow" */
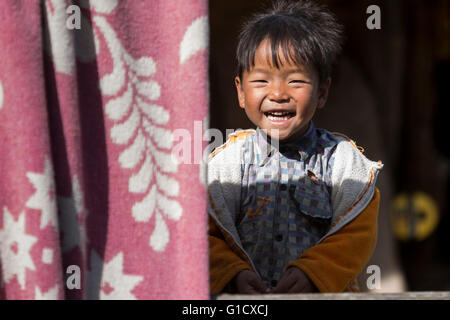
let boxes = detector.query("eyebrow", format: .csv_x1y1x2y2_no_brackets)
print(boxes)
283,69,306,75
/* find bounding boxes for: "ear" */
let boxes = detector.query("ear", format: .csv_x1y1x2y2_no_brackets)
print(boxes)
317,77,331,109
235,76,246,109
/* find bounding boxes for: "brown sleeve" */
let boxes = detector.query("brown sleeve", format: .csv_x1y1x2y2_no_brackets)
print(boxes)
287,187,380,293
209,216,252,294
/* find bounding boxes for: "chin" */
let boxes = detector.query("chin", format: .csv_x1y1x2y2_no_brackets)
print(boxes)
266,129,291,141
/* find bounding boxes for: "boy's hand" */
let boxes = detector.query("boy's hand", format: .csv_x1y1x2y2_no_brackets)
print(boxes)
272,267,318,293
232,270,270,294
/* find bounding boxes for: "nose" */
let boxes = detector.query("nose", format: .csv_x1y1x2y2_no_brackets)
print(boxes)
268,81,290,103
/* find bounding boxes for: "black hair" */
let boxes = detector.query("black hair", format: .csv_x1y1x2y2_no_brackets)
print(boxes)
236,0,344,85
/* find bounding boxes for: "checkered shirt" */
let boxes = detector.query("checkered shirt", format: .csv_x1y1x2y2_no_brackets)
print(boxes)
237,121,337,288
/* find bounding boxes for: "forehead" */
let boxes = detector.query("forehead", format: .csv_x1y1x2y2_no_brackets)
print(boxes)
250,38,311,74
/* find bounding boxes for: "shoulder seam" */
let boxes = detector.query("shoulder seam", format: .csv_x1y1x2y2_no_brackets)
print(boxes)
332,132,365,153
208,129,256,160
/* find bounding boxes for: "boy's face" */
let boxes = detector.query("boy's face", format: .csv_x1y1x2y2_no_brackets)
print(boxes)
235,39,331,142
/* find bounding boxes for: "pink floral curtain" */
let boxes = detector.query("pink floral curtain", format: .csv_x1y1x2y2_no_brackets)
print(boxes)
0,0,209,299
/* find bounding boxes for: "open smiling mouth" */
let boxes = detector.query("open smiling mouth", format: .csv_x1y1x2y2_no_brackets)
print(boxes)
263,111,296,121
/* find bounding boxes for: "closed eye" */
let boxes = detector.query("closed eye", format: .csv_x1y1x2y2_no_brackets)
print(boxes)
251,80,268,83
289,80,308,84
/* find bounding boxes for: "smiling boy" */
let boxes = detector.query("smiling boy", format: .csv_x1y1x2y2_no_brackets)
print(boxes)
234,37,328,143
208,0,383,294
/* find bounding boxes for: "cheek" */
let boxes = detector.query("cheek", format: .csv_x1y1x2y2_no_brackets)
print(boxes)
245,91,264,110
294,90,317,110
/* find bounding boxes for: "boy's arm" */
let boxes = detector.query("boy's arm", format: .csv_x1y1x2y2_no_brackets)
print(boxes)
286,187,380,293
209,215,252,294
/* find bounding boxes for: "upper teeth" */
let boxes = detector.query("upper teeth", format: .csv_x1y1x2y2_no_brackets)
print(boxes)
266,111,292,121
267,112,290,116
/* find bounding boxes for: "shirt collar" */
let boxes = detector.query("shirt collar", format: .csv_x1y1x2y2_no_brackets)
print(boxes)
255,121,317,166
